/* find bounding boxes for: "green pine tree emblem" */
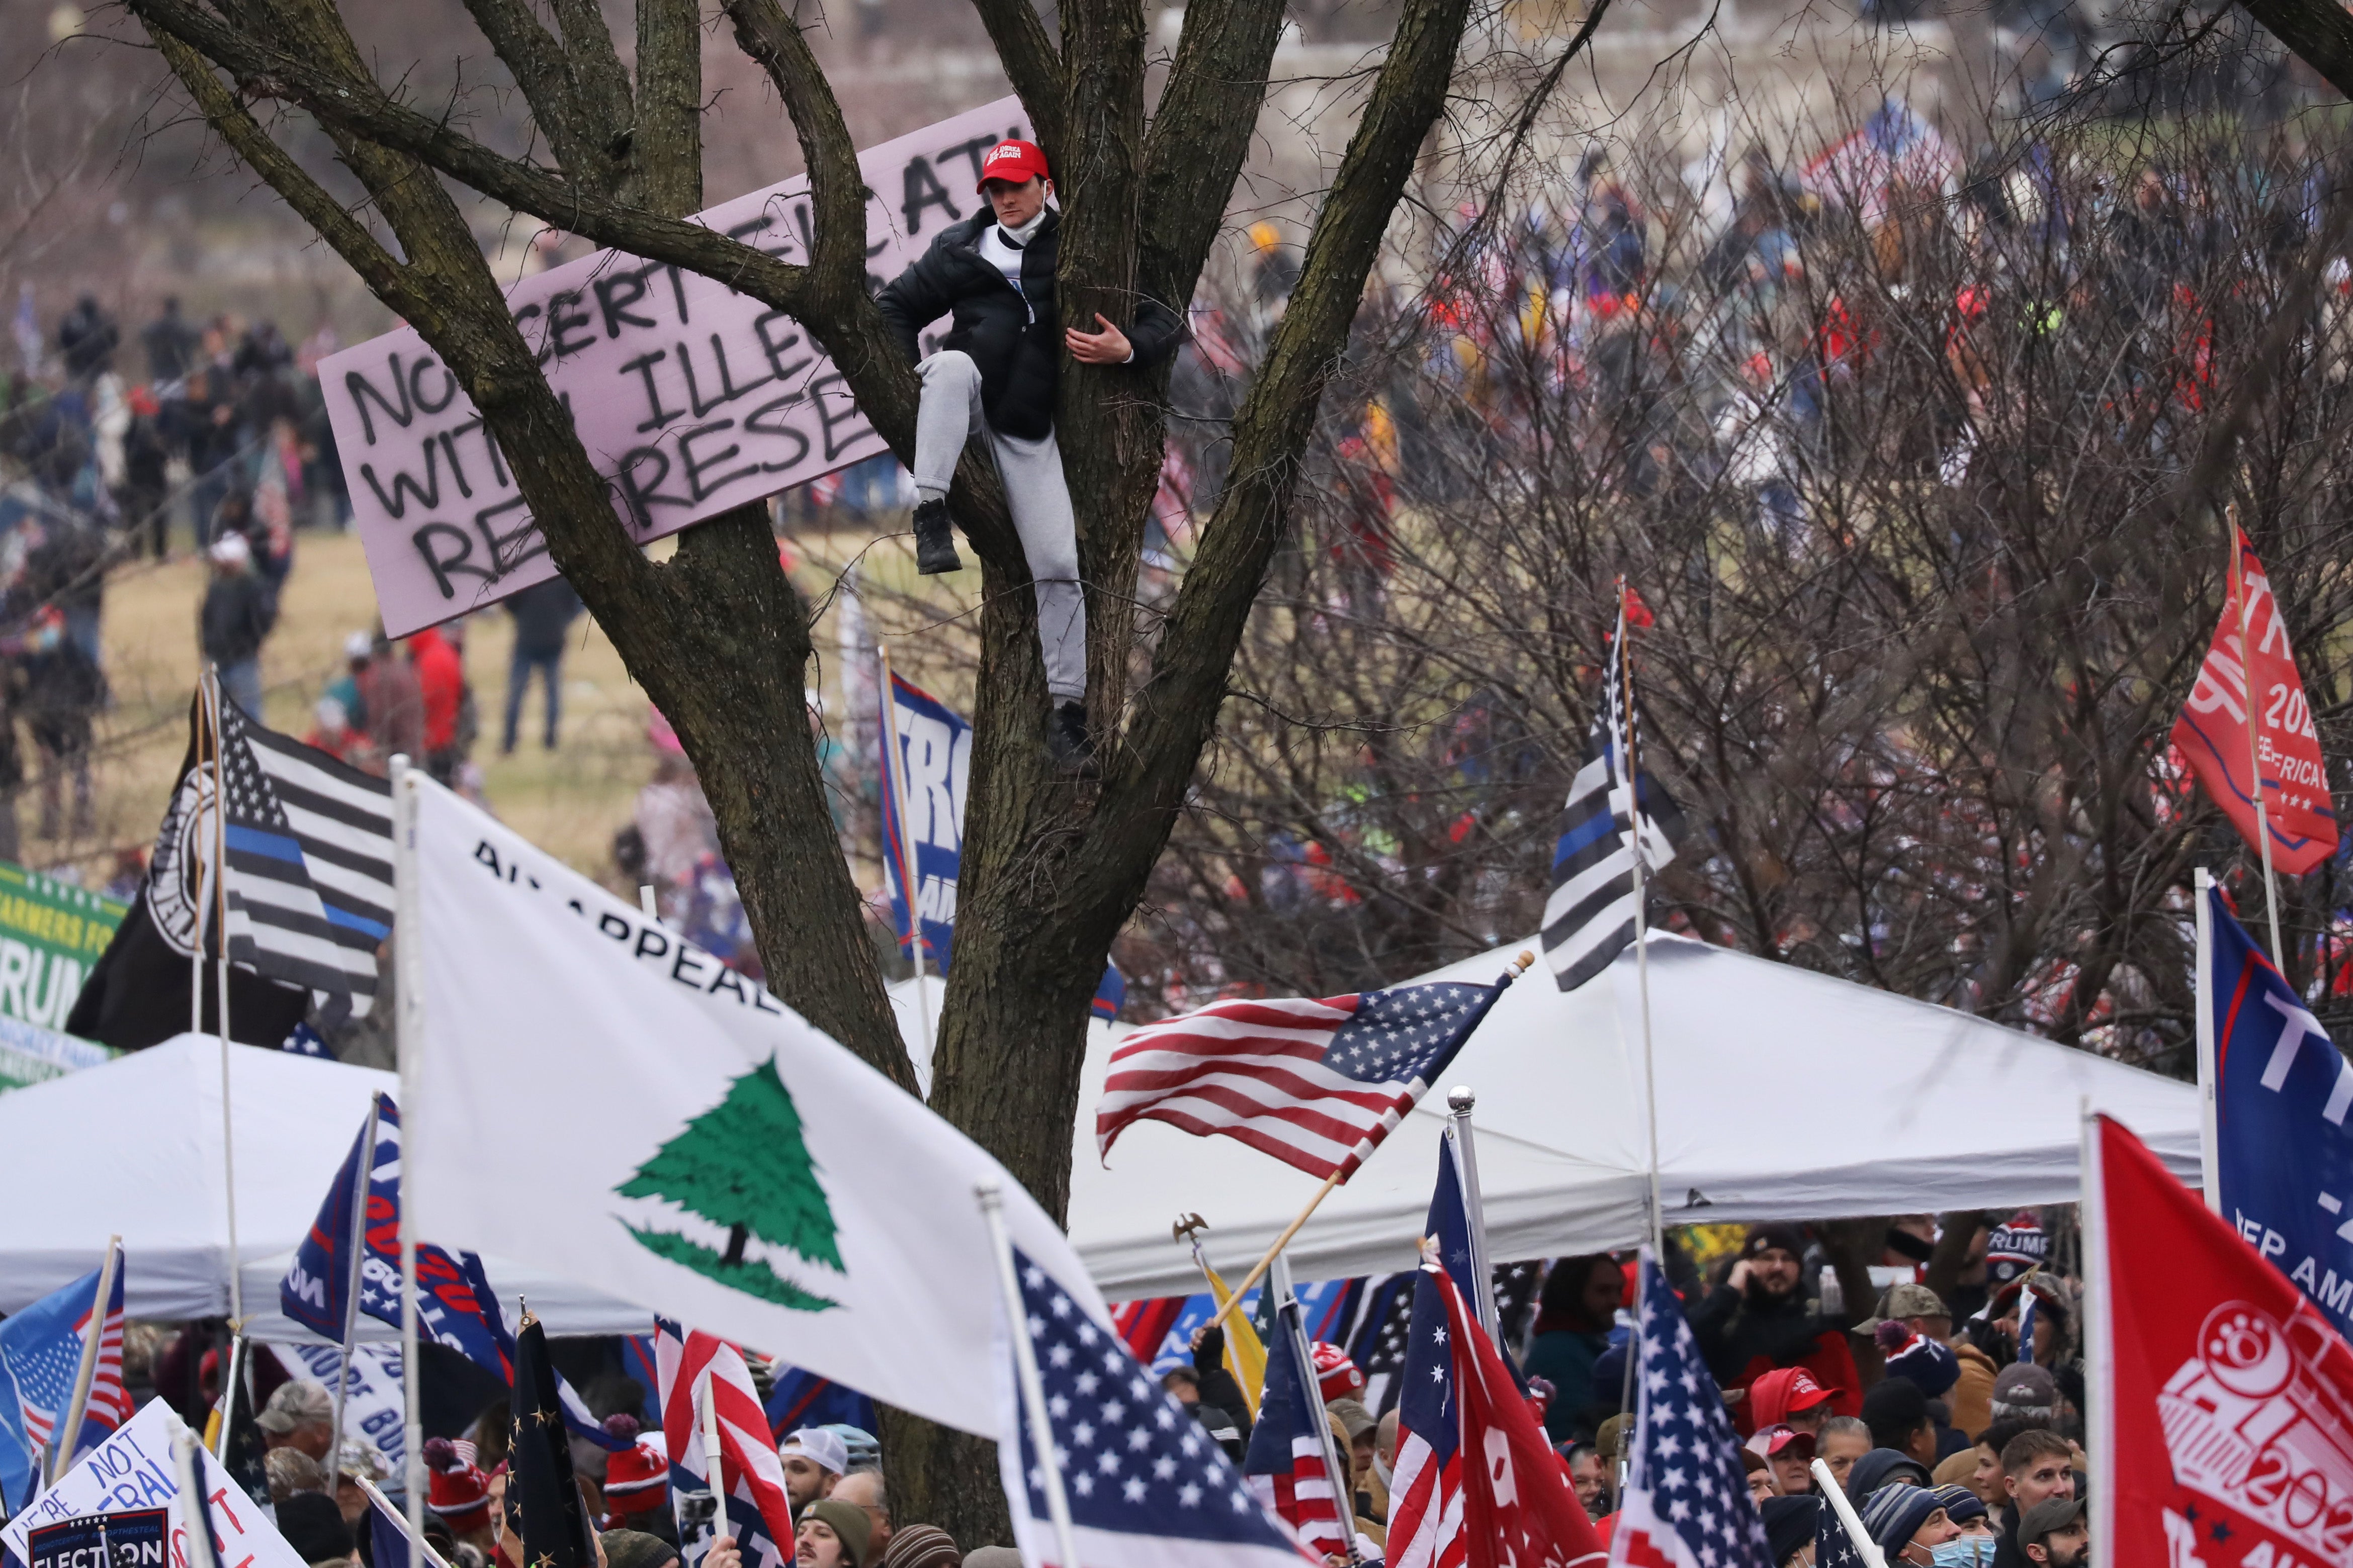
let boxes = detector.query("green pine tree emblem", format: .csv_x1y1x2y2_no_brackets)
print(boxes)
615,1061,842,1311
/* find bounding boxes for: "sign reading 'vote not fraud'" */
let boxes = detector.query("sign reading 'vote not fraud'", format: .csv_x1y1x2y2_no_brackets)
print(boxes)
322,100,1027,637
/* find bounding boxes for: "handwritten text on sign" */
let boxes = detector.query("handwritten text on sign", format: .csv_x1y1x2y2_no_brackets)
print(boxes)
322,100,1027,638
2,1402,307,1568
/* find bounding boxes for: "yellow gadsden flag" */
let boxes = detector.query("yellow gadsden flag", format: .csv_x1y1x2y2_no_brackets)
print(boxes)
1202,1262,1267,1414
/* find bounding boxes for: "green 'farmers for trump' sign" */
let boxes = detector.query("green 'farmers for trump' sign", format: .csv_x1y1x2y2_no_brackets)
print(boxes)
0,861,123,1090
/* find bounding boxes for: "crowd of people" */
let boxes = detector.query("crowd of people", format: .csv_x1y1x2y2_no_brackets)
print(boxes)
108,1210,2086,1568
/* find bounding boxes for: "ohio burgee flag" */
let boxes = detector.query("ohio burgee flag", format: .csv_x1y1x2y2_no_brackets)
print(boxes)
400,774,1102,1441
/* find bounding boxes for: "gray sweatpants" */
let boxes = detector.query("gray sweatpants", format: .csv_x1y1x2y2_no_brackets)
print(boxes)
911,350,1086,703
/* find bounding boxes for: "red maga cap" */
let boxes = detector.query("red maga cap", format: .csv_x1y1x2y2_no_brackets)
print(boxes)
977,139,1050,193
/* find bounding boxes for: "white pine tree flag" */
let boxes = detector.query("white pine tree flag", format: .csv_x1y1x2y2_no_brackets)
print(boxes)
401,774,1099,1440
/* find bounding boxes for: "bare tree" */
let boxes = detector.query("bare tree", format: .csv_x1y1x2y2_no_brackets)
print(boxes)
1128,99,2353,1071
107,0,1591,1529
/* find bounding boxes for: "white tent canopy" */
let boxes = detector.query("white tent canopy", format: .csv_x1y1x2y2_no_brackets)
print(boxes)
0,1034,644,1337
1066,932,2201,1300
3,938,2200,1325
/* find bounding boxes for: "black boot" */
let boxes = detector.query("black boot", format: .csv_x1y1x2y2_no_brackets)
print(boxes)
1047,700,1099,778
912,498,963,575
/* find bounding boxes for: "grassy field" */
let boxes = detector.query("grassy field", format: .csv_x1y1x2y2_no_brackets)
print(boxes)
52,517,955,890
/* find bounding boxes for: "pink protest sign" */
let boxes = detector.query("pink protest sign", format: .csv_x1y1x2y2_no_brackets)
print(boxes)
321,99,1028,637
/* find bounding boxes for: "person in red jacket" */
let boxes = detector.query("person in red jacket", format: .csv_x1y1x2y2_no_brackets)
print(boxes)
405,625,466,784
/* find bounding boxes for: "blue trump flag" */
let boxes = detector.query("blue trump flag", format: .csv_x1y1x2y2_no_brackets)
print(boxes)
279,1097,626,1450
880,670,1122,1017
2202,882,2353,1337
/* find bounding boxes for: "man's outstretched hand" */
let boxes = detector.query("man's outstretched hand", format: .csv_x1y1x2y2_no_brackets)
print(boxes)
1067,312,1133,364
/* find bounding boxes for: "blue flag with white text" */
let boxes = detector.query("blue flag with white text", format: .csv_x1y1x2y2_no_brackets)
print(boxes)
880,671,1122,1017
2206,884,2353,1339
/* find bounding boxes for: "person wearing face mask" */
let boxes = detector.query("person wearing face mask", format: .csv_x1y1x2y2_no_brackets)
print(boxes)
876,139,1186,776
1859,1483,1962,1565
1926,1484,1999,1567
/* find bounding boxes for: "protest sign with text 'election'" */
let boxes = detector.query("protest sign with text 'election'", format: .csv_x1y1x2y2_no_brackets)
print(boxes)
401,773,1101,1441
2202,883,2353,1339
2169,527,2339,875
2088,1114,2353,1568
323,101,1026,638
2,1401,305,1568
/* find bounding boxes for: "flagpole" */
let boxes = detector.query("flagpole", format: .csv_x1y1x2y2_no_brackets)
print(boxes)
355,1478,458,1568
974,1181,1081,1568
1808,1458,1888,1568
212,1334,246,1460
1272,1254,1361,1565
2194,868,2222,1215
1204,952,1536,1337
48,1234,121,1484
696,1366,727,1554
1616,582,1668,1263
1443,1089,1501,1342
2078,1098,2113,1568
2229,521,2285,967
877,642,935,1075
191,669,212,1040
391,756,426,1566
328,1095,383,1496
170,1417,228,1568
208,670,243,1334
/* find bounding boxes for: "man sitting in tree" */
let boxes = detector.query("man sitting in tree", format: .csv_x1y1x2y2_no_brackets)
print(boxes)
878,139,1184,775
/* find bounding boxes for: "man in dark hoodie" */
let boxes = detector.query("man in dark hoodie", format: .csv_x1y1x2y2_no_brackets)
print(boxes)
1686,1222,1859,1431
876,139,1184,774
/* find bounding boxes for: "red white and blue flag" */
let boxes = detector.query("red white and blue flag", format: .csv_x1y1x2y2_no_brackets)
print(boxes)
2087,1114,2353,1567
880,670,1123,1019
0,1240,129,1511
2201,881,2353,1340
278,1095,625,1450
1386,1142,1483,1568
654,1319,799,1568
1097,978,1515,1181
1243,1298,1350,1555
1608,1255,1771,1568
995,1245,1308,1568
1426,1261,1607,1568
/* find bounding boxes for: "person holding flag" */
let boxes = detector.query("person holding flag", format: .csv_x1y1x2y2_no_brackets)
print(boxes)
0,1240,129,1510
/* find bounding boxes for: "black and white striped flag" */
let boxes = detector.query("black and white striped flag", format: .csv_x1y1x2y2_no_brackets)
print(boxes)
1540,600,1686,990
209,693,394,1023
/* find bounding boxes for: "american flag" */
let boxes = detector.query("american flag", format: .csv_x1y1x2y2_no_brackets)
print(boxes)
1388,1131,1503,1568
1541,597,1685,992
0,1243,129,1501
1608,1255,1772,1568
151,687,393,1024
1815,1499,1866,1568
1096,978,1518,1181
1241,1297,1349,1557
654,1319,799,1568
996,1247,1306,1568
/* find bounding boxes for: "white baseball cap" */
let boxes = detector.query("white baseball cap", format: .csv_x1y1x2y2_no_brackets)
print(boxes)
779,1426,848,1475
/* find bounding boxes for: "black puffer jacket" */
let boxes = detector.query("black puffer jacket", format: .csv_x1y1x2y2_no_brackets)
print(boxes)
876,210,1185,441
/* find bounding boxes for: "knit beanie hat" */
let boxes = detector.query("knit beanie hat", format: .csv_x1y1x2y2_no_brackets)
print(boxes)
1859,1482,1946,1554
423,1437,492,1535
802,1498,874,1568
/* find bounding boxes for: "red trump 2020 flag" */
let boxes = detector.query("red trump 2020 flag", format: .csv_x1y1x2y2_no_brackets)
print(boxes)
2086,1114,2353,1567
2169,529,2338,875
